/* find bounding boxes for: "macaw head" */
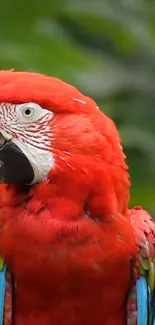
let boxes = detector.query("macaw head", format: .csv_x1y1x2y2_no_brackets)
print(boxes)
0,70,129,217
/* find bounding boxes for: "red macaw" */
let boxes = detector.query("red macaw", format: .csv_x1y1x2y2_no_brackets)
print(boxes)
0,70,154,325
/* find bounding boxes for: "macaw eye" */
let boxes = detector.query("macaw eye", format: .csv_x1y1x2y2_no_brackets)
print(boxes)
18,102,42,123
21,106,36,119
16,102,53,125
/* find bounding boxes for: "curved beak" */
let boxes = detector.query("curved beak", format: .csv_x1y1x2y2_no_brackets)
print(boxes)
0,132,34,184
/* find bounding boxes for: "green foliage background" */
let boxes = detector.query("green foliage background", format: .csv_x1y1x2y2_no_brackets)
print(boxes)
0,0,155,212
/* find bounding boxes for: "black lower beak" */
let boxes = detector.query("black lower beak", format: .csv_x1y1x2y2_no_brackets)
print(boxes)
0,138,34,184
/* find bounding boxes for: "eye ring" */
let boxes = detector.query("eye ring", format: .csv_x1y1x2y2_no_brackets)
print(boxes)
17,102,51,124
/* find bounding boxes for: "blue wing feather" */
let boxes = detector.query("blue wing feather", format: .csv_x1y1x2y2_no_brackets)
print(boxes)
136,276,148,325
0,264,6,325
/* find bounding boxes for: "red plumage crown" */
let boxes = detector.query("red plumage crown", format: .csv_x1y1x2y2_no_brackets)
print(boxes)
0,70,98,114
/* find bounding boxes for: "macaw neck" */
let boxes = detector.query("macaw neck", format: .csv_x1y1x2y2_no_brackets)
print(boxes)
0,176,129,221
2,176,88,204
0,181,87,221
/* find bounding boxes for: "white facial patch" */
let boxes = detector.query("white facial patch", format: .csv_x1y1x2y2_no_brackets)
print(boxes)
12,138,54,184
0,102,55,184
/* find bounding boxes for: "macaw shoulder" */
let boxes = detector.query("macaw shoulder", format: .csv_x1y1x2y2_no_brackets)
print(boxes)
129,206,155,250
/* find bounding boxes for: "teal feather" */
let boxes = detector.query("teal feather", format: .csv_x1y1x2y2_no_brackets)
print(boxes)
137,276,148,325
0,264,6,325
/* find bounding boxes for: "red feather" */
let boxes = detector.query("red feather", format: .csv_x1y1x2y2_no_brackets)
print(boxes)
0,70,152,325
